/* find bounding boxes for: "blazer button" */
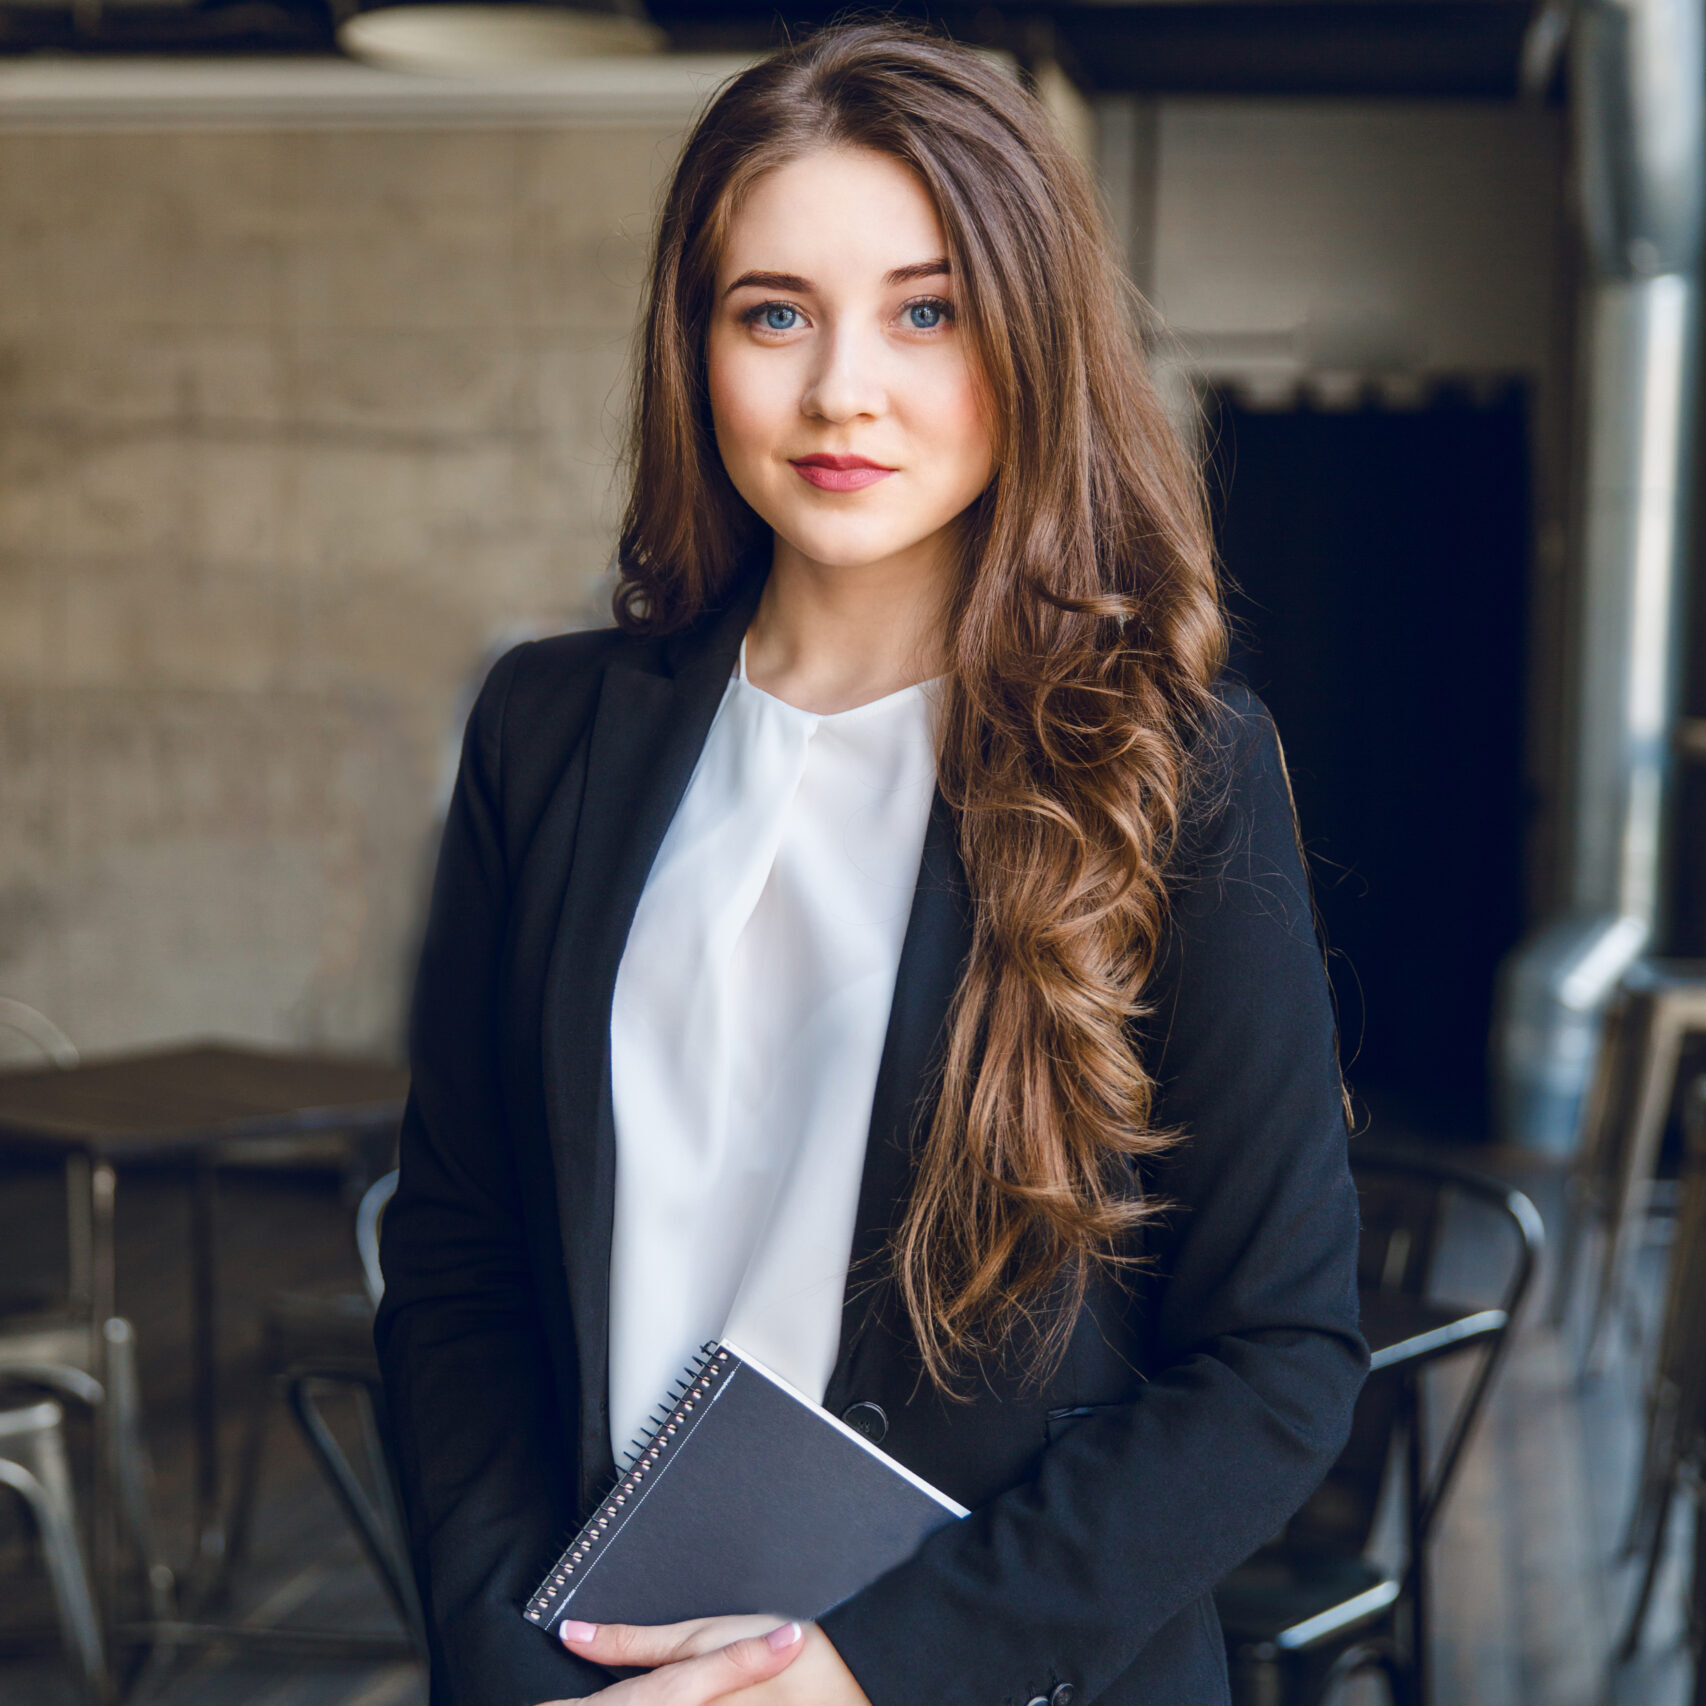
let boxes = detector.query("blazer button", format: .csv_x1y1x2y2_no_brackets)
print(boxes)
840,1401,888,1444
1025,1698,1050,1706
1050,1687,1076,1706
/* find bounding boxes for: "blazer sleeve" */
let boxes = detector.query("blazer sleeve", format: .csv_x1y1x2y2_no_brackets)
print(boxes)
375,644,611,1706
817,689,1369,1706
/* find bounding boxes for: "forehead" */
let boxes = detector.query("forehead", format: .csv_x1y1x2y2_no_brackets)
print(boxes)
717,146,947,285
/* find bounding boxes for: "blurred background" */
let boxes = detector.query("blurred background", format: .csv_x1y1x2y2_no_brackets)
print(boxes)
0,2,1701,1703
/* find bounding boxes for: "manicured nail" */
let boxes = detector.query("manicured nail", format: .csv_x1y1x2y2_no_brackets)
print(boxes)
560,1620,598,1645
765,1622,803,1651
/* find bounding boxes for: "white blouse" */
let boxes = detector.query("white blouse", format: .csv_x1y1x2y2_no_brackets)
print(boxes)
606,643,939,1462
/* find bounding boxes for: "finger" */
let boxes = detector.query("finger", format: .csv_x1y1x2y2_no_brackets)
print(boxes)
648,1624,804,1705
560,1616,785,1668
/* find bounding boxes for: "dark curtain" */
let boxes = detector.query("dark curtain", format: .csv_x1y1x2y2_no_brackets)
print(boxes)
1209,384,1532,1136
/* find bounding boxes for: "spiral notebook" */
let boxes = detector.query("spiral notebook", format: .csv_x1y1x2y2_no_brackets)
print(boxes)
524,1342,966,1634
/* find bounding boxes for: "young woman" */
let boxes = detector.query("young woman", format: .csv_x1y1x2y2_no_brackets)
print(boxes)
376,25,1367,1706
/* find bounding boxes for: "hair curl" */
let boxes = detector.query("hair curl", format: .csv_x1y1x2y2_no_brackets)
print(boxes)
616,21,1227,1391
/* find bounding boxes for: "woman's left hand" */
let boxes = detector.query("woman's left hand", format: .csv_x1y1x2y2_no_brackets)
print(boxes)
561,1616,872,1704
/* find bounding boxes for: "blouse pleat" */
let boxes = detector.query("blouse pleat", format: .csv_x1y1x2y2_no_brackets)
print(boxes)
606,644,939,1461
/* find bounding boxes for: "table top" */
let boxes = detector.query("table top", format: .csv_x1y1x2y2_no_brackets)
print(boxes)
0,1041,409,1158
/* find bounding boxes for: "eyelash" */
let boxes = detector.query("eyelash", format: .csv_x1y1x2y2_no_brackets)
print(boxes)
737,294,956,333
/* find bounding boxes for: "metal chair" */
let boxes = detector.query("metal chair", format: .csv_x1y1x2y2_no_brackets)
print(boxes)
0,999,80,1324
1215,1143,1542,1706
1618,1074,1706,1668
0,1002,176,1641
226,1168,423,1653
0,1395,111,1703
1549,962,1706,1373
0,997,79,1069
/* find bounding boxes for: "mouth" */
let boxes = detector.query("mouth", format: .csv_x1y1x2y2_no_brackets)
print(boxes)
788,453,897,493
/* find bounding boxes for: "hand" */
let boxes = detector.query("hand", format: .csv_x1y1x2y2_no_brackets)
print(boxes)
537,1617,806,1704
557,1616,873,1705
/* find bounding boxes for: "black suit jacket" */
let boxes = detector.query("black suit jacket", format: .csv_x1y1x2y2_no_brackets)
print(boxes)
375,572,1368,1706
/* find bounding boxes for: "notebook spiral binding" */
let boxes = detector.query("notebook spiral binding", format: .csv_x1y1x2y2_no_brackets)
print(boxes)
525,1342,733,1626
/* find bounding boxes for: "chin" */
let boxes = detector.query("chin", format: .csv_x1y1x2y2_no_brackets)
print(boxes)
772,514,935,572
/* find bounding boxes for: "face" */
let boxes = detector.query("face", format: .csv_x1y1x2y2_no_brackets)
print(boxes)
706,146,995,581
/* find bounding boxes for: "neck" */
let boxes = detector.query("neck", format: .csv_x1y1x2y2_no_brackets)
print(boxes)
744,531,954,715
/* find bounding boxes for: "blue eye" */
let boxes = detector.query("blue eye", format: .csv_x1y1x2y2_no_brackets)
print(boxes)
760,303,800,331
905,299,950,330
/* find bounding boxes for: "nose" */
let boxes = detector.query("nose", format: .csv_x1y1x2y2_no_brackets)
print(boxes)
800,322,885,424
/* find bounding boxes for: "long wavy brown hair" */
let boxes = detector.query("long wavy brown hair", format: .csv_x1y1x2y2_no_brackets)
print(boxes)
616,22,1228,1391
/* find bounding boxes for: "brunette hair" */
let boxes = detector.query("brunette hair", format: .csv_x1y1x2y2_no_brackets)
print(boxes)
617,21,1227,1390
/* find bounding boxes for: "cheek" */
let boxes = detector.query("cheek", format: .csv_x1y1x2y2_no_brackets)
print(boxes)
920,365,995,494
707,340,790,472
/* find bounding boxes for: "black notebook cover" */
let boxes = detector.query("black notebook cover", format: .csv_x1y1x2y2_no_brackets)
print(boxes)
524,1342,966,1633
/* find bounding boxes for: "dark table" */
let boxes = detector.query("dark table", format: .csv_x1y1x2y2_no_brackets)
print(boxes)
0,1041,409,1627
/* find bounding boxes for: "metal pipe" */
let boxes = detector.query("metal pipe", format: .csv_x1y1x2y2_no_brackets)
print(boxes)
1495,0,1703,1150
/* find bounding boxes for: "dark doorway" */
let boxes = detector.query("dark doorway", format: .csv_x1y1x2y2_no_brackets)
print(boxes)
1209,385,1532,1138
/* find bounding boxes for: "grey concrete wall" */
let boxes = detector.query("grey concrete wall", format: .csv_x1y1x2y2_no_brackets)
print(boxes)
1150,100,1566,382
0,121,681,1060
0,93,1571,1065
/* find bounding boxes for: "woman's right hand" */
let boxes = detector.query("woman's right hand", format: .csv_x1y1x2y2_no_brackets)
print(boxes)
540,1620,805,1705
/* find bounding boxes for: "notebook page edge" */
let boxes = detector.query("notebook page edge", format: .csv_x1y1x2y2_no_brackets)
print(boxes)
719,1340,970,1519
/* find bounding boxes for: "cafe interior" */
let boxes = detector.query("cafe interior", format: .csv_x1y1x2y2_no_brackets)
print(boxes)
0,0,1703,1702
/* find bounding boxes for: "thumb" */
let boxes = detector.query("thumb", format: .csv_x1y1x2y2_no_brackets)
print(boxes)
659,1621,805,1703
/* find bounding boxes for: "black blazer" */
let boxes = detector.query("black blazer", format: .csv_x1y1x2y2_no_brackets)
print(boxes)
376,571,1368,1706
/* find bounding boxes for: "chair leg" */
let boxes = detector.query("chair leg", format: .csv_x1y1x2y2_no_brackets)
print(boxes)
1401,1373,1431,1706
1622,1375,1680,1562
0,1411,112,1705
102,1318,176,1622
1321,1640,1403,1706
1547,1173,1591,1330
1227,1639,1286,1706
1586,1008,1681,1378
1371,1648,1408,1706
1619,1475,1677,1660
223,1336,276,1582
1689,1479,1706,1706
288,1375,424,1640
1552,995,1629,1332
355,1384,428,1652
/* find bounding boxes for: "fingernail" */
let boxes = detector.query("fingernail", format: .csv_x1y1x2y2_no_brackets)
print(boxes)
560,1620,598,1645
765,1622,803,1651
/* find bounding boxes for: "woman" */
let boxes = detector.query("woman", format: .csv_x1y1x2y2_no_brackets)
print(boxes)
376,24,1367,1706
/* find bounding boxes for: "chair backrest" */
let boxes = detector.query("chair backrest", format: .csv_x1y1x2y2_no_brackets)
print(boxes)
1580,965,1706,1189
0,999,77,1070
1278,1141,1542,1561
0,1003,83,1315
357,1169,398,1309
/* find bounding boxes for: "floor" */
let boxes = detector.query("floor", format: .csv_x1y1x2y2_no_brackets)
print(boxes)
0,1147,1696,1706
1420,1152,1694,1706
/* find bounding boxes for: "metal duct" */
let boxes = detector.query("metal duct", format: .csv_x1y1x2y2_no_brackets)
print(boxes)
1494,0,1704,1150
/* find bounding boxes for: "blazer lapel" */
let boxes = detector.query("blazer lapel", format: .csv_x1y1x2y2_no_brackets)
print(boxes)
823,787,974,1413
541,578,760,1502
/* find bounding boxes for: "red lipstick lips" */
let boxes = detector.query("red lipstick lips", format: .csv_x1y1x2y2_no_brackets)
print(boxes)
789,453,896,493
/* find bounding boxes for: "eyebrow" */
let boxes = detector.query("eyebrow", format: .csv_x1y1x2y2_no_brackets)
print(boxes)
722,257,952,297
